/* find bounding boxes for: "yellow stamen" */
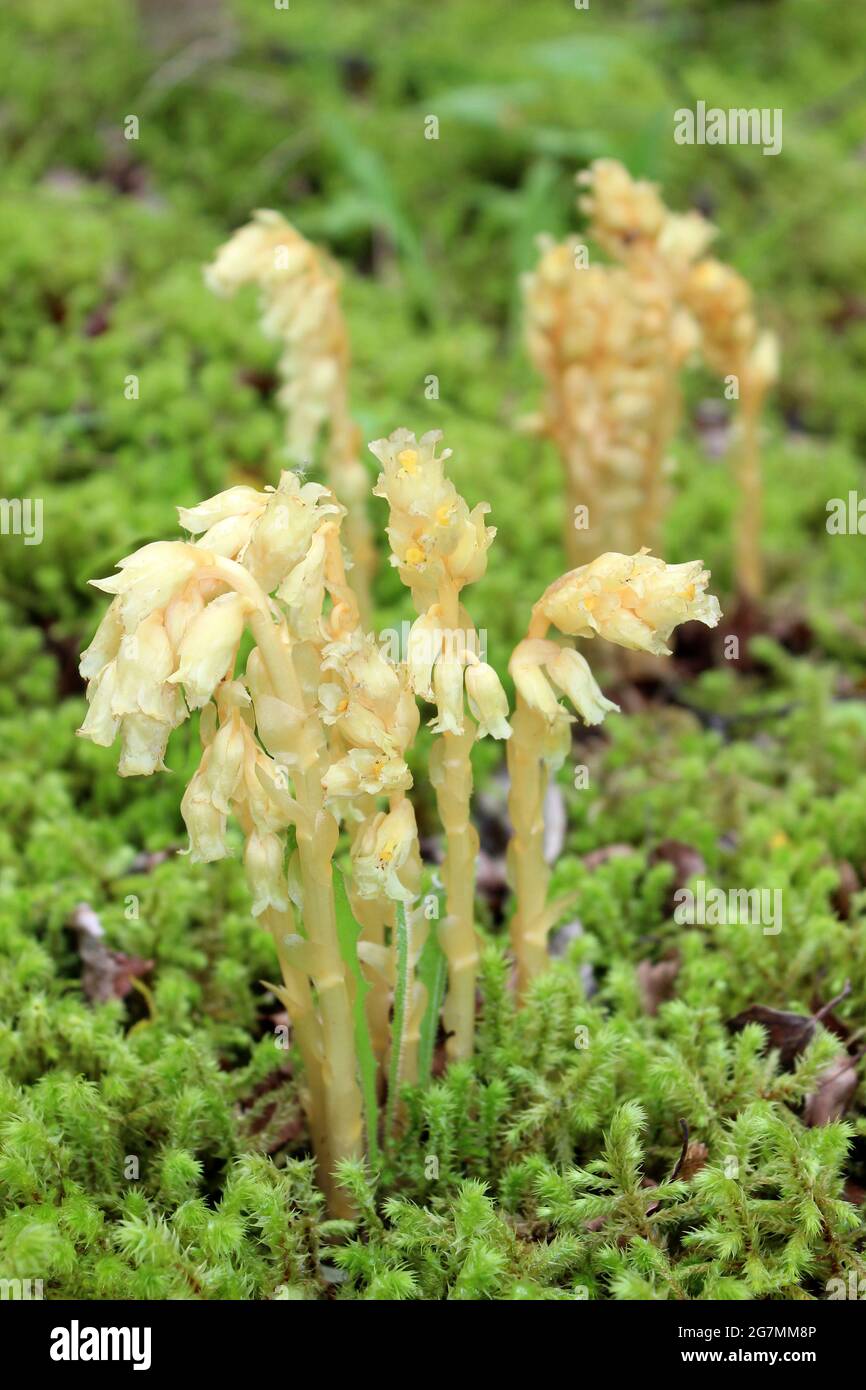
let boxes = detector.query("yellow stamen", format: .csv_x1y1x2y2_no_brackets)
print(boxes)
405,545,425,566
397,449,418,474
337,698,349,713
435,503,454,527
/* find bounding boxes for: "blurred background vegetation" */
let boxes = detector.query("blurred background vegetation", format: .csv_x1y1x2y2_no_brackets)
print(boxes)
3,2,866,1297
1,0,865,666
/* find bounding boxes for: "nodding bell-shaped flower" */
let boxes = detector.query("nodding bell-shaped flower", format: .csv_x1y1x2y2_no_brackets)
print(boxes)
534,550,720,656
244,829,289,918
464,658,511,740
430,646,465,735
352,798,420,904
169,592,251,709
77,610,187,776
406,607,445,700
544,645,619,726
180,714,246,862
510,637,618,735
275,524,328,638
510,639,563,723
318,630,419,759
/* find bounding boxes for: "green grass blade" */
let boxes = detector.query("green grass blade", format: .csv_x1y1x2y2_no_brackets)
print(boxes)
416,909,447,1086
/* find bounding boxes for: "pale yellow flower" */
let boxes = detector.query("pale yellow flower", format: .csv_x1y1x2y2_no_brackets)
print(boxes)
276,525,328,638
178,484,269,561
509,639,563,722
430,646,465,735
244,472,340,594
406,607,445,699
535,550,720,656
169,592,250,709
79,597,123,681
117,714,175,778
90,541,205,632
370,429,495,603
77,664,121,747
318,630,419,759
78,610,186,774
352,799,420,903
205,211,346,461
112,613,177,720
244,829,288,917
544,646,619,726
464,659,511,740
180,717,245,862
322,748,412,803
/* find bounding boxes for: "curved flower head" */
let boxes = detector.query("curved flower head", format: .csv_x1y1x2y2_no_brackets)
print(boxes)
90,541,206,632
370,429,496,607
205,211,346,462
534,549,721,656
243,471,341,595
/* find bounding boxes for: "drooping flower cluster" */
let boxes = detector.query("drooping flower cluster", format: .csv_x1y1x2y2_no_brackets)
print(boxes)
524,159,777,590
206,211,348,461
523,241,692,563
532,548,722,655
507,549,721,993
206,211,374,616
78,542,240,776
370,427,512,1060
370,428,511,743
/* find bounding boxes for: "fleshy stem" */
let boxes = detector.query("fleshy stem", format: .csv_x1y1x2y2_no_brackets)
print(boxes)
506,694,551,998
210,555,363,1213
507,601,568,998
386,900,411,1141
432,584,480,1061
736,369,768,601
